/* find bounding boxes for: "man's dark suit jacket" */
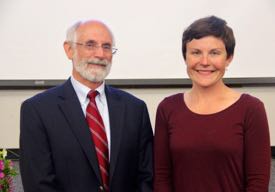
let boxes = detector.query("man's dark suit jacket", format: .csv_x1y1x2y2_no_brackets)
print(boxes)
19,79,153,192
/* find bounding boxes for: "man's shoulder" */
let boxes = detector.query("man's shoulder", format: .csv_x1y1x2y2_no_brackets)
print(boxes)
106,85,145,105
23,81,69,105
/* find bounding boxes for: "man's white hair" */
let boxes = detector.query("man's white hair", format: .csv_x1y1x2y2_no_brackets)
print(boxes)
65,20,115,46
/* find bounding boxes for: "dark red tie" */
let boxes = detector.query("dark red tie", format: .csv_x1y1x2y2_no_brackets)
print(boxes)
86,91,109,192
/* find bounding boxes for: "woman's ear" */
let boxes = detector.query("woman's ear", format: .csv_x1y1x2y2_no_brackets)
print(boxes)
225,55,233,67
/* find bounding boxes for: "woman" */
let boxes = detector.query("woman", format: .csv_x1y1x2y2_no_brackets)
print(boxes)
154,16,271,192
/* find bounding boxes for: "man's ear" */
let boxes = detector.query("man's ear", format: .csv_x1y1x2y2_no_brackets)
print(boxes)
63,41,74,60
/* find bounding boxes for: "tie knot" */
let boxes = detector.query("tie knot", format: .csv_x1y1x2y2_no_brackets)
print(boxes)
87,90,98,101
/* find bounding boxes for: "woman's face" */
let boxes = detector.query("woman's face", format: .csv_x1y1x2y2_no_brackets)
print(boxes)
185,36,233,88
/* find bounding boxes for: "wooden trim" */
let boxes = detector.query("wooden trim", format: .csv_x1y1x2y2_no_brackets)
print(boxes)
1,77,275,89
0,148,20,160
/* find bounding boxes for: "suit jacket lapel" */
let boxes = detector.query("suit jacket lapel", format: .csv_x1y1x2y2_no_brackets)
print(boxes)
57,79,102,182
105,86,125,183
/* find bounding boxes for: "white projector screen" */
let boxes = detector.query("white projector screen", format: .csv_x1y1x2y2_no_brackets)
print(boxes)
0,0,275,81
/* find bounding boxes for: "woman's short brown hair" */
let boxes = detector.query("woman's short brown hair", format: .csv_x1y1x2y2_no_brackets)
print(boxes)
182,15,235,59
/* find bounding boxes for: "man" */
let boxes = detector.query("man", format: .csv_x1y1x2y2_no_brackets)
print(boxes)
20,20,153,192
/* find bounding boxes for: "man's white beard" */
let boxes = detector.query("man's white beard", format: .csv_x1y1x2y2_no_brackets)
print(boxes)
74,58,112,83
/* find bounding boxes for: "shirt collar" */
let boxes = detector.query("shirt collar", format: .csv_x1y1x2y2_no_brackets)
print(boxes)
70,76,106,105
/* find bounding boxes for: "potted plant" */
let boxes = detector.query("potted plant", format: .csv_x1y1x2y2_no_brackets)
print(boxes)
0,149,17,192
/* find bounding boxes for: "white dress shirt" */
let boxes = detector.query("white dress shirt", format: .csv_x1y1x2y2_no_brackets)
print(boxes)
70,76,111,158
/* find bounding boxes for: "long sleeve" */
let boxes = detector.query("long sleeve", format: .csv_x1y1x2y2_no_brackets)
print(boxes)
154,102,173,192
138,103,154,192
20,100,63,192
244,101,271,192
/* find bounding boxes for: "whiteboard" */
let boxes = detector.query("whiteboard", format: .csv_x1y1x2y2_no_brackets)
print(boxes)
0,0,275,80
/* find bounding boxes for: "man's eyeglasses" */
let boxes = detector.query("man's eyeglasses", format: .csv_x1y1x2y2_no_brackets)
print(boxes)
71,42,118,54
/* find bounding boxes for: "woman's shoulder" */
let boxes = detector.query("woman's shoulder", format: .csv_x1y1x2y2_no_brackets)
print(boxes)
157,93,184,109
237,93,265,112
240,93,264,105
156,93,185,118
160,93,182,103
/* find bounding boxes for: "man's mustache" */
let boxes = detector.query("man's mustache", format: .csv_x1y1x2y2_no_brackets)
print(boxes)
86,59,109,66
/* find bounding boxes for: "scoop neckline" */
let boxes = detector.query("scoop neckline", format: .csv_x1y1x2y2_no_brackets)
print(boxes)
180,93,246,117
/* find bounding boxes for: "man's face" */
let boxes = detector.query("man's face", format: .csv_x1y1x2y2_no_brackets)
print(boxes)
69,21,114,83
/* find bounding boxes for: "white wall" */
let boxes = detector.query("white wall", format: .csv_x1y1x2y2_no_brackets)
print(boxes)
0,0,275,80
0,87,274,148
1,0,275,147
